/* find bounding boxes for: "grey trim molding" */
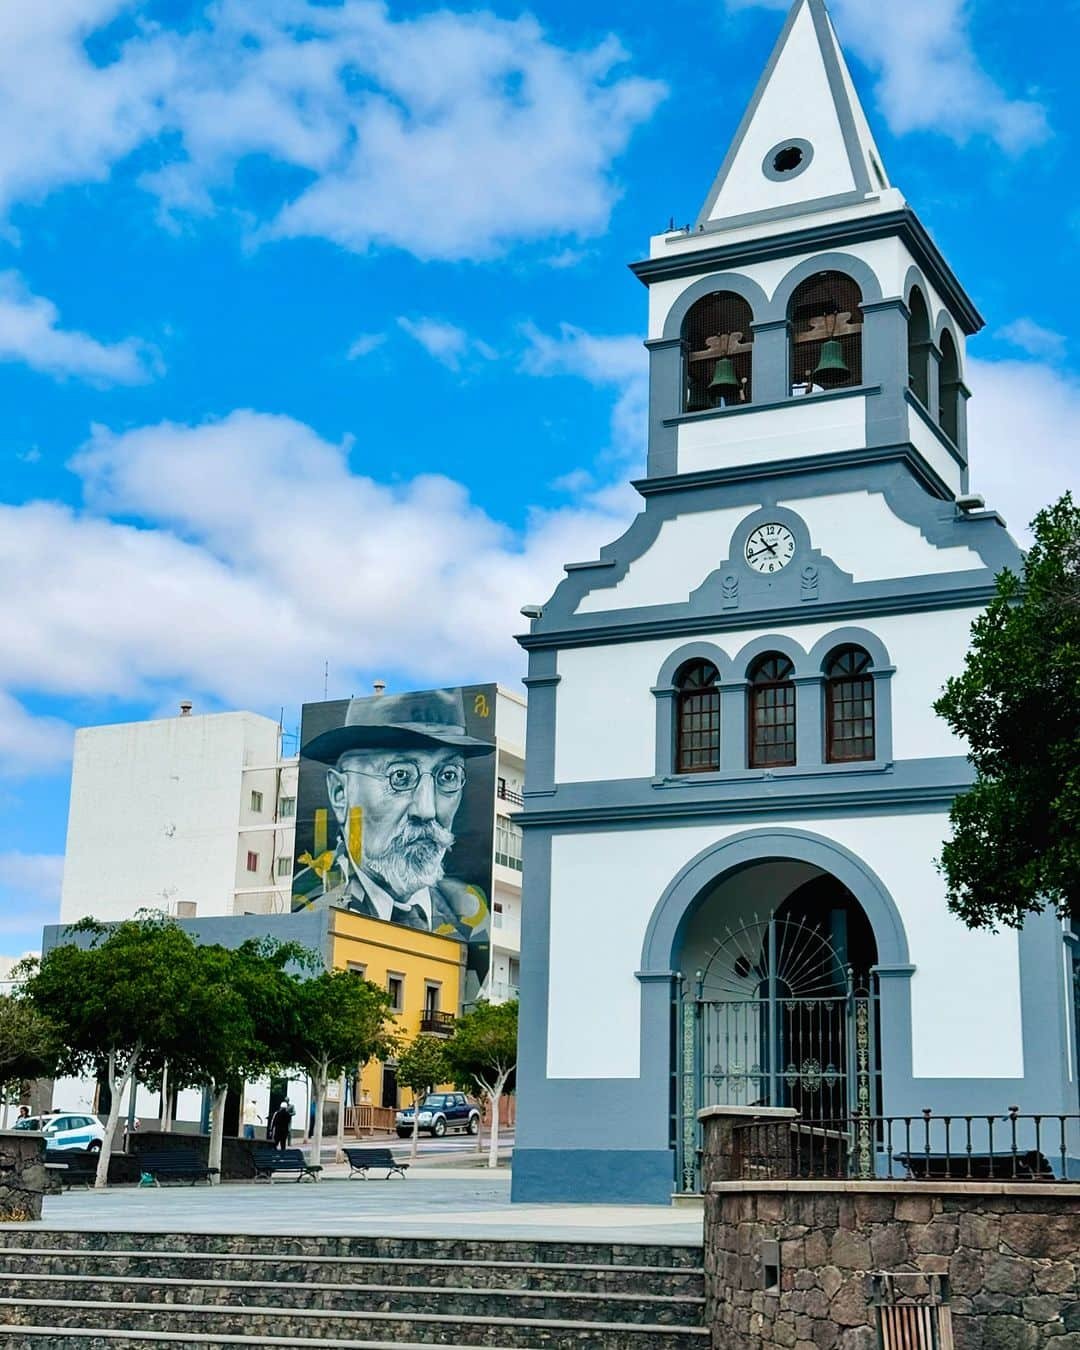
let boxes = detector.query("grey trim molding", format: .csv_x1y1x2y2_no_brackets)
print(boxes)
762,138,816,183
662,382,878,428
905,389,966,468
660,272,772,340
632,209,984,336
771,251,883,315
640,826,912,972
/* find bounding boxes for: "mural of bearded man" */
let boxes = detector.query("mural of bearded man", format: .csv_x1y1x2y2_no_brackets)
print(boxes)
291,687,494,1000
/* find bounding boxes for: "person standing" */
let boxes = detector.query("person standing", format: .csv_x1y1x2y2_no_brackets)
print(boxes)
270,1101,291,1151
242,1099,260,1141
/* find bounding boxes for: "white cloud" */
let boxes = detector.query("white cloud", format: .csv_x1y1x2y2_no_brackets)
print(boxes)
996,319,1067,363
0,272,158,385
346,333,387,360
0,692,73,779
0,3,665,264
726,0,1049,152
520,323,647,460
396,317,499,372
0,410,636,720
0,853,64,940
968,357,1079,543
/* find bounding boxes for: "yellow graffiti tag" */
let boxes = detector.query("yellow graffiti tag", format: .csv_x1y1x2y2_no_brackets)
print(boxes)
473,692,490,718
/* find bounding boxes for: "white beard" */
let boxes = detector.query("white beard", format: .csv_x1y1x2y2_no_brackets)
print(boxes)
363,821,455,899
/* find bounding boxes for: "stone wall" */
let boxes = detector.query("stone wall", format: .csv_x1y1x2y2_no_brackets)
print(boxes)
0,1131,47,1221
707,1181,1080,1350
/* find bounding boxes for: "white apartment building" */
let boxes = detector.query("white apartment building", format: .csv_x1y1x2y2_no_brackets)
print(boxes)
59,688,526,1005
60,705,299,926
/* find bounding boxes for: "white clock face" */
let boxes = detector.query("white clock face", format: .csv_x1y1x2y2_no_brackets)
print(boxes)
745,523,796,574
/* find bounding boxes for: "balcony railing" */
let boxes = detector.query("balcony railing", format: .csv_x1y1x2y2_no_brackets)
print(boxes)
419,1010,456,1036
497,783,524,807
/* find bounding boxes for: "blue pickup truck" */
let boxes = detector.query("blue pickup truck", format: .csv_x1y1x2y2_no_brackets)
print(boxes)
395,1092,480,1138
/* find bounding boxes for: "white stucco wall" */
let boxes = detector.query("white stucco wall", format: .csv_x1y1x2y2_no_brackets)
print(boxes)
546,813,1023,1083
554,607,977,783
61,712,282,924
676,394,868,477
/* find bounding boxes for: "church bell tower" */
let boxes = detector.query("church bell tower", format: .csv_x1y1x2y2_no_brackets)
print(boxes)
510,0,1060,1210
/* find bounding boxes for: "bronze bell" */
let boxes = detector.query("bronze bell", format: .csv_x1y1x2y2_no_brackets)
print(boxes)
813,339,850,386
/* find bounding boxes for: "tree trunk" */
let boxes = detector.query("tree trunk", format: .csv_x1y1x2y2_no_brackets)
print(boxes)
335,1073,347,1162
410,1089,421,1159
486,1072,510,1170
207,1083,229,1179
96,1047,135,1190
310,1069,327,1167
159,1062,170,1132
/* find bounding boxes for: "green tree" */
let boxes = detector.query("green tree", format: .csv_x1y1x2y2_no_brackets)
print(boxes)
163,939,314,1175
281,971,397,1161
0,995,58,1106
20,917,206,1188
444,1000,517,1169
935,493,1080,929
395,1035,451,1159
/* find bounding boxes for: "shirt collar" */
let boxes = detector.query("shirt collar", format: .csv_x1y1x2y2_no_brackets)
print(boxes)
340,846,433,926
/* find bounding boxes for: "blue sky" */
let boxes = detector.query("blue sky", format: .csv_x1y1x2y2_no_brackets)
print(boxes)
0,0,1077,953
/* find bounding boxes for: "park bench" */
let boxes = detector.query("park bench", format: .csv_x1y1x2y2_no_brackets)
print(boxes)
45,1149,96,1189
137,1149,218,1186
344,1146,409,1180
252,1147,322,1183
897,1149,1054,1181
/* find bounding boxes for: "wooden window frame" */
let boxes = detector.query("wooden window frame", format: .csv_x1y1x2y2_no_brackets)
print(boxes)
825,648,876,763
675,661,721,774
748,656,797,769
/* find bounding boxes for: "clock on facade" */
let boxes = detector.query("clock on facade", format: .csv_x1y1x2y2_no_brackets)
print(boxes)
744,523,796,574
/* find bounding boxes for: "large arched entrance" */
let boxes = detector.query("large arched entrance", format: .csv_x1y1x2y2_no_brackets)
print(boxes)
673,858,882,1192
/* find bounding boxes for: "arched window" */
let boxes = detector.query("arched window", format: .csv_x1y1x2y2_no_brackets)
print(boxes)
825,647,875,763
939,330,961,443
907,287,931,407
789,271,863,395
675,661,721,773
748,654,796,768
682,292,754,412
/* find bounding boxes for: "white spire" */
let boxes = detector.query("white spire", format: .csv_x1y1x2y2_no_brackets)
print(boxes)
696,0,896,232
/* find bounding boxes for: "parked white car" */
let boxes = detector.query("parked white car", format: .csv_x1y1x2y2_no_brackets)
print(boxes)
39,1113,105,1152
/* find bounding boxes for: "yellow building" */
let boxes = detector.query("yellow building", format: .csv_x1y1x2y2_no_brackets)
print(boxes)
328,904,465,1110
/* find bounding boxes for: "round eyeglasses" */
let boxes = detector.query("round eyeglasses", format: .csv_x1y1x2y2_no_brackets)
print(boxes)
345,760,467,795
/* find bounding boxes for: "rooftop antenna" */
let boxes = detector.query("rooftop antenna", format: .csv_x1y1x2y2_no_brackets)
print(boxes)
323,661,329,701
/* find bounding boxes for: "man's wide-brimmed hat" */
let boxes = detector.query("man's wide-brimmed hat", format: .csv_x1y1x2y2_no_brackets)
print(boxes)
301,688,494,765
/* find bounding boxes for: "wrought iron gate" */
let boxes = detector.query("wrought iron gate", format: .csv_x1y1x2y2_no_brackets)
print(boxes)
674,915,880,1192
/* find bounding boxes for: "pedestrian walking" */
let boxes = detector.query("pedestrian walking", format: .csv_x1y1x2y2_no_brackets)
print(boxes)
270,1101,291,1150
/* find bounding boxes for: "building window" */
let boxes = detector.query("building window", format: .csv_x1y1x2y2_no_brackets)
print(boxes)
346,961,366,977
907,286,931,407
386,974,404,1012
493,901,504,929
682,291,754,412
826,647,876,763
789,271,863,394
939,330,961,443
279,796,296,819
675,660,721,773
276,855,293,877
424,983,440,1014
246,850,259,873
749,654,797,768
495,818,523,871
250,790,263,812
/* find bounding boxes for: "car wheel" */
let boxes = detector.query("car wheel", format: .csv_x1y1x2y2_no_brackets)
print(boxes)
467,1116,479,1135
87,1141,101,1153
432,1117,447,1138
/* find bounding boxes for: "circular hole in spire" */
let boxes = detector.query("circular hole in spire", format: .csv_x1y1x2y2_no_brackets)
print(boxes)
773,145,804,174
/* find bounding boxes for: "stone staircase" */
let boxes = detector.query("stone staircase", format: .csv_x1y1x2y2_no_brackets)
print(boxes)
0,1231,708,1348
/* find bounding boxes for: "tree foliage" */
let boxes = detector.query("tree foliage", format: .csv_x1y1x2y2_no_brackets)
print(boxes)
444,1000,517,1168
20,916,208,1186
935,493,1080,929
0,996,58,1093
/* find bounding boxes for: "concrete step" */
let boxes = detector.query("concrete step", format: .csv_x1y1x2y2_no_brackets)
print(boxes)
0,1249,704,1297
0,1299,710,1348
0,1275,705,1326
0,1231,703,1269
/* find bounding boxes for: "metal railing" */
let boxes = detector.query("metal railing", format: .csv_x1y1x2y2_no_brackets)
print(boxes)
497,783,524,806
419,1010,456,1036
343,1105,396,1135
731,1108,1080,1183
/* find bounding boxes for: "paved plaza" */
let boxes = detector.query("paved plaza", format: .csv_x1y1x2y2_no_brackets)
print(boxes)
22,1168,704,1246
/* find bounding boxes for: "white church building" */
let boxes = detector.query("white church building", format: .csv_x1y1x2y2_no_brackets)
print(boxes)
512,0,1077,1205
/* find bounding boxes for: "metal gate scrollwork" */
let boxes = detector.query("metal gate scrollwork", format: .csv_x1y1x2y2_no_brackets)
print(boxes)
675,914,880,1192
